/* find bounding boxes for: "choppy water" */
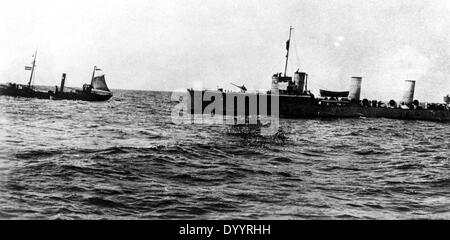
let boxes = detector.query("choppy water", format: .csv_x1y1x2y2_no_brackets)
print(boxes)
0,90,448,219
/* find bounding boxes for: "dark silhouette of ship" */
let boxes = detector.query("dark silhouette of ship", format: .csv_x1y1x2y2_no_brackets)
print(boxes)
187,27,450,122
49,66,113,101
0,52,112,102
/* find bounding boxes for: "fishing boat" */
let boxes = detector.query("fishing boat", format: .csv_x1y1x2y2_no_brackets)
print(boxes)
49,66,113,101
0,52,112,101
0,50,52,99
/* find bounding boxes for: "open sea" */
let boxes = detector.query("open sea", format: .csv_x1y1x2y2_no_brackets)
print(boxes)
0,90,448,219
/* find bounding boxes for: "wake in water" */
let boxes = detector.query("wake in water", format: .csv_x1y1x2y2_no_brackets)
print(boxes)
226,123,289,145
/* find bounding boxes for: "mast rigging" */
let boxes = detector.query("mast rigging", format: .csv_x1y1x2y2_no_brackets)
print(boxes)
27,50,37,88
284,26,294,77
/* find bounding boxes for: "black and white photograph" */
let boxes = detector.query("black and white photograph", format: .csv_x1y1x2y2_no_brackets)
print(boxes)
0,0,448,227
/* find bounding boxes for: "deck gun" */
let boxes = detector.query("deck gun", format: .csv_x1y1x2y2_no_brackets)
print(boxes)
230,83,247,93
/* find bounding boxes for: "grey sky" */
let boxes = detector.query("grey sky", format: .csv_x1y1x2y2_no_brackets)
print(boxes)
1,0,449,102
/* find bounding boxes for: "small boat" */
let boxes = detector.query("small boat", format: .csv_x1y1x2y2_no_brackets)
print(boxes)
49,66,113,102
319,89,350,98
0,52,112,102
0,50,52,99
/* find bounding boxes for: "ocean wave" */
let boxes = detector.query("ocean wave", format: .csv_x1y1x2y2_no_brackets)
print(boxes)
1,91,448,219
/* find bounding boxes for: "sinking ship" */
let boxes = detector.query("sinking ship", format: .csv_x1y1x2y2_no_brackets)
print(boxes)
0,52,112,102
187,27,450,122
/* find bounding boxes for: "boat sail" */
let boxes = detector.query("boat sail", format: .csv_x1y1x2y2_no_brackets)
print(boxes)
0,56,113,101
92,75,110,92
50,65,113,101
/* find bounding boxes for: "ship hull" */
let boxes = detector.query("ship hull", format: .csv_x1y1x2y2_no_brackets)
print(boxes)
187,90,450,122
50,91,113,101
0,84,112,102
0,84,52,99
187,89,318,118
360,107,450,122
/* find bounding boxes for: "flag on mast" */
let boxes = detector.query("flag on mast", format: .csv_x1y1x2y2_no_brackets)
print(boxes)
25,66,32,71
286,39,290,57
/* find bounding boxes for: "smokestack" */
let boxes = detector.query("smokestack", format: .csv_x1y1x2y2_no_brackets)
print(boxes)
348,77,362,100
60,73,66,93
402,80,416,105
294,71,306,93
271,74,279,94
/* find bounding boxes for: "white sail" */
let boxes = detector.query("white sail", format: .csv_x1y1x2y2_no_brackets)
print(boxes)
91,75,110,92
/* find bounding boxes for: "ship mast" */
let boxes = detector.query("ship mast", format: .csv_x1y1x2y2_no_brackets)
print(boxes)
91,66,97,85
284,26,293,77
28,50,37,88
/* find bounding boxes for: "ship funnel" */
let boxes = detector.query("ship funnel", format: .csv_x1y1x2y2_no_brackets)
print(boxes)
348,77,362,100
402,80,416,105
271,74,279,94
60,73,66,93
444,94,450,104
294,71,307,93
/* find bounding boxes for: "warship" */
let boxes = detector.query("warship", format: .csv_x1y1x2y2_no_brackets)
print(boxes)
0,53,112,102
187,27,450,122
